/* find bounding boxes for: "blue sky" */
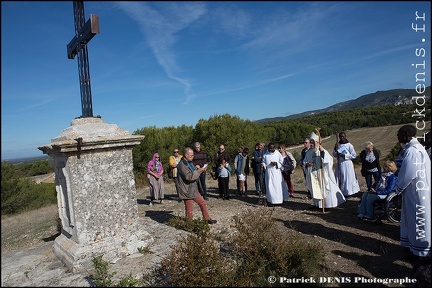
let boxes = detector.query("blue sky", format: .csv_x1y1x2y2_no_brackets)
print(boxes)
1,1,431,160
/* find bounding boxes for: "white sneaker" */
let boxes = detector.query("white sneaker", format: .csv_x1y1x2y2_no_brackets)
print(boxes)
160,199,164,204
149,201,153,206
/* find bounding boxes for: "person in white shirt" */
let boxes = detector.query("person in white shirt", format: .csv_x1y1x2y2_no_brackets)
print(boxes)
333,132,360,197
261,143,285,204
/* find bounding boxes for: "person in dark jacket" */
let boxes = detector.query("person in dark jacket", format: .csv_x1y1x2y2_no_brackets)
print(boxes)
251,142,266,195
359,141,381,192
192,142,210,200
214,144,232,166
177,147,216,224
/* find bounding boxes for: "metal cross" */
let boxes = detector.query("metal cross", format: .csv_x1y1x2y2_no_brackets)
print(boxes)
67,1,100,117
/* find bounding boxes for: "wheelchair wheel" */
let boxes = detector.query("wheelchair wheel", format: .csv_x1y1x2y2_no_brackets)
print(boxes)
385,192,402,223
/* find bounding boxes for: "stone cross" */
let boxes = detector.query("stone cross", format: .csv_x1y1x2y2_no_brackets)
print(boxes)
67,1,99,117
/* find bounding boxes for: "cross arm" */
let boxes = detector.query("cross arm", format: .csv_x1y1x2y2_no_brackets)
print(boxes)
67,14,100,59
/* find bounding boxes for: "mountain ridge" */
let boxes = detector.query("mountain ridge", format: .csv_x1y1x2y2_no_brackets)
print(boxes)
257,86,431,123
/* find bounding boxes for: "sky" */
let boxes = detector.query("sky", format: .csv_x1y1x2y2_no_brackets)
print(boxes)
1,1,431,160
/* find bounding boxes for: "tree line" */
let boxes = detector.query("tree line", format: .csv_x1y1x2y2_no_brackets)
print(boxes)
2,101,429,214
132,102,430,185
1,160,56,215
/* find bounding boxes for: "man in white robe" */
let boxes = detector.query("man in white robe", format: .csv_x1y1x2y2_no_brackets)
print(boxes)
333,132,360,196
305,132,346,209
395,125,431,258
262,143,285,204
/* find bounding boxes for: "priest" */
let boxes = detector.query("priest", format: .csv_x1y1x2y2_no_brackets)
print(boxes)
304,131,346,209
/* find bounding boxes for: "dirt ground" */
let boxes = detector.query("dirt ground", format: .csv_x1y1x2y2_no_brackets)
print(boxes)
1,165,422,287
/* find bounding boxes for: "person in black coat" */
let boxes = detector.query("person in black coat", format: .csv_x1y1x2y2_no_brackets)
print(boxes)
359,141,381,192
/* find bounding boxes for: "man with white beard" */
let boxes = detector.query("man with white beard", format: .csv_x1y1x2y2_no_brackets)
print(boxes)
304,132,346,209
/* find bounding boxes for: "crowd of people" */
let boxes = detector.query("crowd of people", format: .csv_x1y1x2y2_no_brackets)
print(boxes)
146,124,430,261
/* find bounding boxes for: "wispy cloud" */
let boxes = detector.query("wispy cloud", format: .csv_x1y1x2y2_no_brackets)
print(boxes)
209,5,252,38
238,3,343,57
202,73,295,97
115,2,207,104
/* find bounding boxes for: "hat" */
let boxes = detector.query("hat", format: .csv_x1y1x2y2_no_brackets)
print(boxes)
309,132,319,142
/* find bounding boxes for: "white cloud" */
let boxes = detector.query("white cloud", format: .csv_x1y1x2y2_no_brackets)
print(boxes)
115,2,207,104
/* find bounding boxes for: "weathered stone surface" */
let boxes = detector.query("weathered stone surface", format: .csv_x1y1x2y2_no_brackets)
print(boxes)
37,117,147,272
39,117,144,155
52,117,130,141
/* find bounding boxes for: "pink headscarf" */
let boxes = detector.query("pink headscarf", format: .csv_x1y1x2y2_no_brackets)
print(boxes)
147,153,163,177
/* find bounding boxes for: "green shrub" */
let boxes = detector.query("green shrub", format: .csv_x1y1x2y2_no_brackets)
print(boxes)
91,254,116,287
1,180,56,215
154,230,234,287
137,246,153,254
165,215,210,235
1,162,56,215
91,254,142,287
116,274,142,287
146,207,330,287
229,208,326,286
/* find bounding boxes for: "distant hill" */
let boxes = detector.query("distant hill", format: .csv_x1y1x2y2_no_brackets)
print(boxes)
257,86,431,123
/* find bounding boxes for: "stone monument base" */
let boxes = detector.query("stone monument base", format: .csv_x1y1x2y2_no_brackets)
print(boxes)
53,220,153,272
39,117,148,273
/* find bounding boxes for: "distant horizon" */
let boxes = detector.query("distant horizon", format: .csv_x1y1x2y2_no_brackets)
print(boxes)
2,155,50,163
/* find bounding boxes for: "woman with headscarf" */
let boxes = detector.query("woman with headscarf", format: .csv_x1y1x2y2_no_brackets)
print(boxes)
147,152,165,205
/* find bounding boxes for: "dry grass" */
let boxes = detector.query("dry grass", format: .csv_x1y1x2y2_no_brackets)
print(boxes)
288,122,431,159
1,205,59,253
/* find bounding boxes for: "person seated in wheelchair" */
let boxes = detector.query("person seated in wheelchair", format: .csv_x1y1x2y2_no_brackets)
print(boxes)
357,160,398,220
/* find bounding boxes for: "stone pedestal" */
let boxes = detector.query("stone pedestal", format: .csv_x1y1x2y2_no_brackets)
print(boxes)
38,117,152,272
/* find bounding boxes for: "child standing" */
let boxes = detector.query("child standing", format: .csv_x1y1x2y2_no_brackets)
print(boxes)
217,158,231,200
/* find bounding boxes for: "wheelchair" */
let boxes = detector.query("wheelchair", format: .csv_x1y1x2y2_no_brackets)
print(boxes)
373,191,402,223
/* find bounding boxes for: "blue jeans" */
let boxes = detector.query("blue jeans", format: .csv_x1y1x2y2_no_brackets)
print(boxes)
254,171,265,194
365,171,379,191
358,192,381,219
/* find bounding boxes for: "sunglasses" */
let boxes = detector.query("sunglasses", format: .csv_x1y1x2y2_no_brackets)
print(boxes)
174,151,179,153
